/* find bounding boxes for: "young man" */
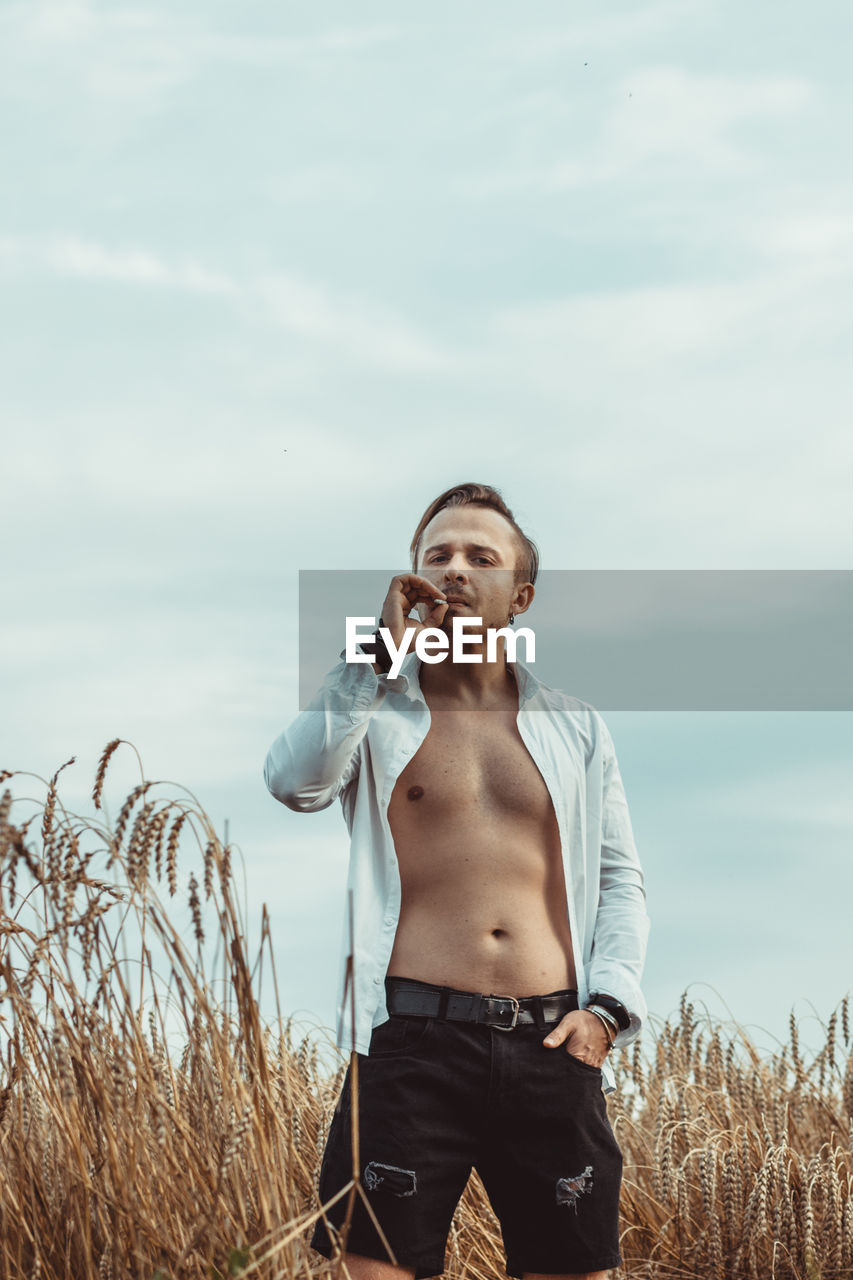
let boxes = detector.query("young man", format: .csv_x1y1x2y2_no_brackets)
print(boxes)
264,482,650,1280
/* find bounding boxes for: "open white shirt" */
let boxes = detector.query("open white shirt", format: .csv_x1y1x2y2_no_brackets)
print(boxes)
264,649,650,1094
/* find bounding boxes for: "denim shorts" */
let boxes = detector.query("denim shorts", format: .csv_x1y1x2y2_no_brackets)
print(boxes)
310,983,623,1278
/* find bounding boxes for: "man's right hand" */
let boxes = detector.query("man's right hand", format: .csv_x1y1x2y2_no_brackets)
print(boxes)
378,574,449,656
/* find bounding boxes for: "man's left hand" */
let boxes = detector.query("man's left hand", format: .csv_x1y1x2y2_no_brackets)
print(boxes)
542,1009,611,1067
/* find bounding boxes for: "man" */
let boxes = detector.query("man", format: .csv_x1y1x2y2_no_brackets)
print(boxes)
264,482,650,1280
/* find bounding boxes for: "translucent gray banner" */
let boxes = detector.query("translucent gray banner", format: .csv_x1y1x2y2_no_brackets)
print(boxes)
298,570,853,710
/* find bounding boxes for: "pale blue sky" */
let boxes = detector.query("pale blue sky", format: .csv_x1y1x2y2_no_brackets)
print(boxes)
2,0,851,1056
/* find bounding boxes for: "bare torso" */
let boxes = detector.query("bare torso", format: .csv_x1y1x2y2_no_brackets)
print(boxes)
386,668,577,997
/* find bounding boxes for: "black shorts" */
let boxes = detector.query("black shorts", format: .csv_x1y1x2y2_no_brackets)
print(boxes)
310,982,623,1278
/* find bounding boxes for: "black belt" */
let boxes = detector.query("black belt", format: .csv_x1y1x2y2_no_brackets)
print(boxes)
385,977,579,1032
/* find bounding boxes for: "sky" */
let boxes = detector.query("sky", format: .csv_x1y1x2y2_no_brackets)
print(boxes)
1,0,852,1061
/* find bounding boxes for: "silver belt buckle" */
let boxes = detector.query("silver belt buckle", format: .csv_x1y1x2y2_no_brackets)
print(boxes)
490,994,520,1032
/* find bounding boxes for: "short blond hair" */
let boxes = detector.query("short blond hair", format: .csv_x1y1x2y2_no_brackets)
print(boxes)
410,482,539,585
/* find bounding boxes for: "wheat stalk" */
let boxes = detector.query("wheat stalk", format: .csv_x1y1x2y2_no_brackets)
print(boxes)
0,747,851,1279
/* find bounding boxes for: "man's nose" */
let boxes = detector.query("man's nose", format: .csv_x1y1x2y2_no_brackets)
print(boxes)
442,558,468,582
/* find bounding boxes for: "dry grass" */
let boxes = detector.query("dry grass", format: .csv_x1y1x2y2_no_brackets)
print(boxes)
0,745,851,1279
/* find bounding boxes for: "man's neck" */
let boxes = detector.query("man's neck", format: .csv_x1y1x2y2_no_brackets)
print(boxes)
418,646,519,710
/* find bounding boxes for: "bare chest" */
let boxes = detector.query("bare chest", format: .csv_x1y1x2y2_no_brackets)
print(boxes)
388,709,557,825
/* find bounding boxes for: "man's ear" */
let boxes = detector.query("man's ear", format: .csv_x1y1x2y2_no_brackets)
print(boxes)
512,582,535,617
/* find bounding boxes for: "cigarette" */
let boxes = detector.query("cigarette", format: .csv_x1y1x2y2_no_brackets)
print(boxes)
434,597,447,604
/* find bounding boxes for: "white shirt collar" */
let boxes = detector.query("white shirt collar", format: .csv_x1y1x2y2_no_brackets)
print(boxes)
390,648,543,707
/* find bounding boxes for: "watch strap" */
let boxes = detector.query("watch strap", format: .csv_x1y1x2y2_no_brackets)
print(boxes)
587,992,631,1032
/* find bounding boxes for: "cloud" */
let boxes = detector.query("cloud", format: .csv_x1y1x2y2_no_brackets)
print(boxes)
751,210,853,262
268,166,371,204
44,236,237,294
0,1,195,101
687,761,853,834
259,272,454,373
605,65,812,172
463,65,814,197
0,232,453,373
487,265,827,382
488,1,709,61
0,2,397,104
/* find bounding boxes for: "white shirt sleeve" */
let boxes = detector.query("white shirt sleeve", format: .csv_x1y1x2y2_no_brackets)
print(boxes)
586,716,651,1046
263,656,390,813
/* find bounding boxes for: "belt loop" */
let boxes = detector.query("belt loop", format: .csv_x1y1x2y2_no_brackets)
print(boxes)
437,987,449,1020
533,996,546,1031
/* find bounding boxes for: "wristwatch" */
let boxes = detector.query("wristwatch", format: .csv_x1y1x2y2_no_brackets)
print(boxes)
587,992,630,1033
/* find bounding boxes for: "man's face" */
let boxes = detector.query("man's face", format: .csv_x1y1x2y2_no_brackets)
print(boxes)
415,505,532,632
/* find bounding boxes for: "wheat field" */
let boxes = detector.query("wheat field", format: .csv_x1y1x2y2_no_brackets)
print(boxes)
0,744,851,1279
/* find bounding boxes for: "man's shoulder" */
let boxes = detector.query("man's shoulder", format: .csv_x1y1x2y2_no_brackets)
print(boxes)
530,676,604,728
524,675,610,758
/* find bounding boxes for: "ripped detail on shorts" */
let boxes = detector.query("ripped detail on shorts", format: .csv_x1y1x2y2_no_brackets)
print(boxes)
363,1161,418,1198
556,1164,594,1210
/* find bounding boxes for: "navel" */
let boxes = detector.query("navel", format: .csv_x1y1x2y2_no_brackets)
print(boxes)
407,785,425,801
491,928,507,939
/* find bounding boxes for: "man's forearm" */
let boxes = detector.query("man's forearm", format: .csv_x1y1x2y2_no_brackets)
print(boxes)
263,657,385,812
586,876,650,1045
587,713,650,1044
